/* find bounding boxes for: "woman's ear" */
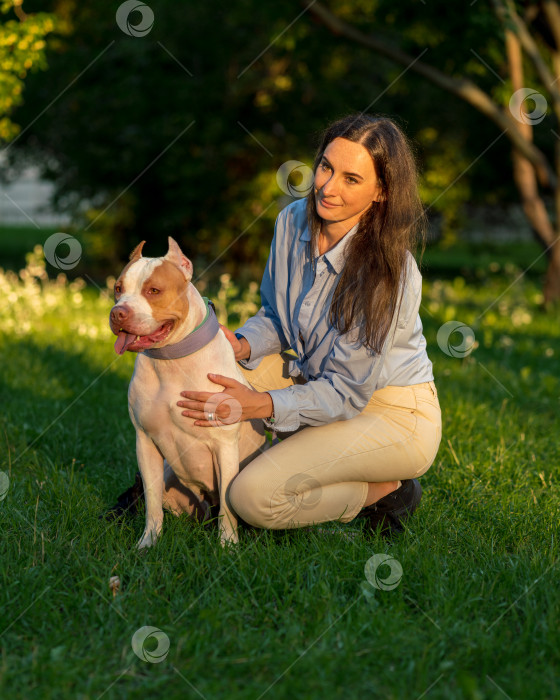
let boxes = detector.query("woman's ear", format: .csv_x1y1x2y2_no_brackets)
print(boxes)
372,183,385,203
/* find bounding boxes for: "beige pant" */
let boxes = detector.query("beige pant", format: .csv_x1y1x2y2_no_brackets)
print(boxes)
229,351,442,529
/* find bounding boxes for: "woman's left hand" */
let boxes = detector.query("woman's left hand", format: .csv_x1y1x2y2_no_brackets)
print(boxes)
177,373,273,427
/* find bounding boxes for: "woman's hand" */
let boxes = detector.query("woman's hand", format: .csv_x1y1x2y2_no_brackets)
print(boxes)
219,324,251,362
177,373,273,427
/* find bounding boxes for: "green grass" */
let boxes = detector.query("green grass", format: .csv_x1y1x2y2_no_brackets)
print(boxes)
0,224,549,279
0,251,559,699
418,239,548,278
0,225,58,271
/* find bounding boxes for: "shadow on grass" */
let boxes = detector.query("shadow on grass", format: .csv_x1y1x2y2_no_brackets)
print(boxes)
0,338,136,503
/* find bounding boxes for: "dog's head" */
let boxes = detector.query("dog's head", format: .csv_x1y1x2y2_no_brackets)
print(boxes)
109,237,194,355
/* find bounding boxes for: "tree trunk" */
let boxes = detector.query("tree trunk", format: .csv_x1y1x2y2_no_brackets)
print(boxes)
308,0,560,304
506,27,560,305
543,237,560,304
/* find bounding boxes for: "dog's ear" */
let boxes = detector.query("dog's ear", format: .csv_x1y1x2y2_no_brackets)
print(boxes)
165,237,193,282
129,241,146,262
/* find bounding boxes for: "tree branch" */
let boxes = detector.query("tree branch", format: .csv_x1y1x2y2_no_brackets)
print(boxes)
13,0,27,22
307,0,556,188
542,0,560,52
493,0,560,108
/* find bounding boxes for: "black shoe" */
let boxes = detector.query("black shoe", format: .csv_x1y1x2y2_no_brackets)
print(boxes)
101,471,145,520
201,502,222,528
356,478,422,537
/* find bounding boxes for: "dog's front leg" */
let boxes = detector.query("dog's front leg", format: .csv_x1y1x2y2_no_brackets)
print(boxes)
215,439,242,546
135,429,164,549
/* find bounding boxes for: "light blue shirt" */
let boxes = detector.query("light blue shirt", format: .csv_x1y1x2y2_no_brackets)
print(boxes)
235,198,434,432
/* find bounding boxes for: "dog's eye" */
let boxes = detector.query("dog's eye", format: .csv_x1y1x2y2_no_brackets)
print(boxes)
148,288,160,295
114,284,122,294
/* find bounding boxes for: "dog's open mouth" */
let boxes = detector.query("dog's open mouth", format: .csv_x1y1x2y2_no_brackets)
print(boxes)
114,321,174,355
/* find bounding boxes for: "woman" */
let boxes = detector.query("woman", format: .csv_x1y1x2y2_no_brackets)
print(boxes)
177,113,442,536
108,114,442,537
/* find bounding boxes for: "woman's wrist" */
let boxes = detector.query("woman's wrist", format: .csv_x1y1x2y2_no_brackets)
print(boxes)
235,334,252,362
262,391,274,421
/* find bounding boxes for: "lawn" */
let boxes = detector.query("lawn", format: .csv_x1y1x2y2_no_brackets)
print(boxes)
0,225,58,272
0,242,559,699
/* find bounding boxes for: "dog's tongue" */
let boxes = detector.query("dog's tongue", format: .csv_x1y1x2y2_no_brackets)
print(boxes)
114,331,137,355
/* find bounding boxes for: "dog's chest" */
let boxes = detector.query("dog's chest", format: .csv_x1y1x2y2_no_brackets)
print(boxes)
129,369,193,437
132,388,177,436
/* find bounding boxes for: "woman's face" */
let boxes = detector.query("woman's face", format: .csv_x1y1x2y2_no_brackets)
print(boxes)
314,137,383,224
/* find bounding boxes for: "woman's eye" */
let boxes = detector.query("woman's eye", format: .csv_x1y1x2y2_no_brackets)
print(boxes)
347,177,358,184
320,161,330,171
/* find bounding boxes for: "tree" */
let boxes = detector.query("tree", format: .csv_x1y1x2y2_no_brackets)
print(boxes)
0,0,56,143
306,0,560,306
8,0,501,281
11,0,400,278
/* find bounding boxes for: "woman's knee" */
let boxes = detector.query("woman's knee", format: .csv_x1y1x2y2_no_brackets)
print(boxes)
229,466,320,529
413,422,442,478
228,469,272,528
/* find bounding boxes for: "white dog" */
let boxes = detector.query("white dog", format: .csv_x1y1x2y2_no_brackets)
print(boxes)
109,237,268,548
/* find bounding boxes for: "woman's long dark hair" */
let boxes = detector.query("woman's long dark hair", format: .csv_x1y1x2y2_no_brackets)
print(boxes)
305,114,427,355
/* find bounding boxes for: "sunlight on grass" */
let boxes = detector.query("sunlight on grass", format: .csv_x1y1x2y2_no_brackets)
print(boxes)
0,246,559,700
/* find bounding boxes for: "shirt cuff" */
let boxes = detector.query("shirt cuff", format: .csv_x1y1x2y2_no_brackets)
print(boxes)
233,333,255,370
262,387,301,433
234,330,265,370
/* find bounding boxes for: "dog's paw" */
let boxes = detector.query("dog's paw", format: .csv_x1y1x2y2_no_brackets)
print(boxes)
219,527,239,547
136,527,161,550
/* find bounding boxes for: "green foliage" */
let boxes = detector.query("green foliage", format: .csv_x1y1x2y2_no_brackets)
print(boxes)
6,0,524,278
0,0,57,142
416,127,472,248
0,242,262,338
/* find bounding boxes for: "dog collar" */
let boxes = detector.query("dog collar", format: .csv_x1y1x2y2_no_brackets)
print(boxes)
142,297,219,360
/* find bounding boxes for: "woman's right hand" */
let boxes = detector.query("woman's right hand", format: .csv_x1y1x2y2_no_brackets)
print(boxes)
220,324,251,362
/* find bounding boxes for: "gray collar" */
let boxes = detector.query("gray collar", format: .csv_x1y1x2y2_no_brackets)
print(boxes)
142,297,219,360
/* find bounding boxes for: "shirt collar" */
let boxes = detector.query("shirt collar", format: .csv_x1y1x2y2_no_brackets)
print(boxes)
300,220,360,275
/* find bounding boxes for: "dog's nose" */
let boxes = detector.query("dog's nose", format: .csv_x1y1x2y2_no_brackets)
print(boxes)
110,304,131,325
